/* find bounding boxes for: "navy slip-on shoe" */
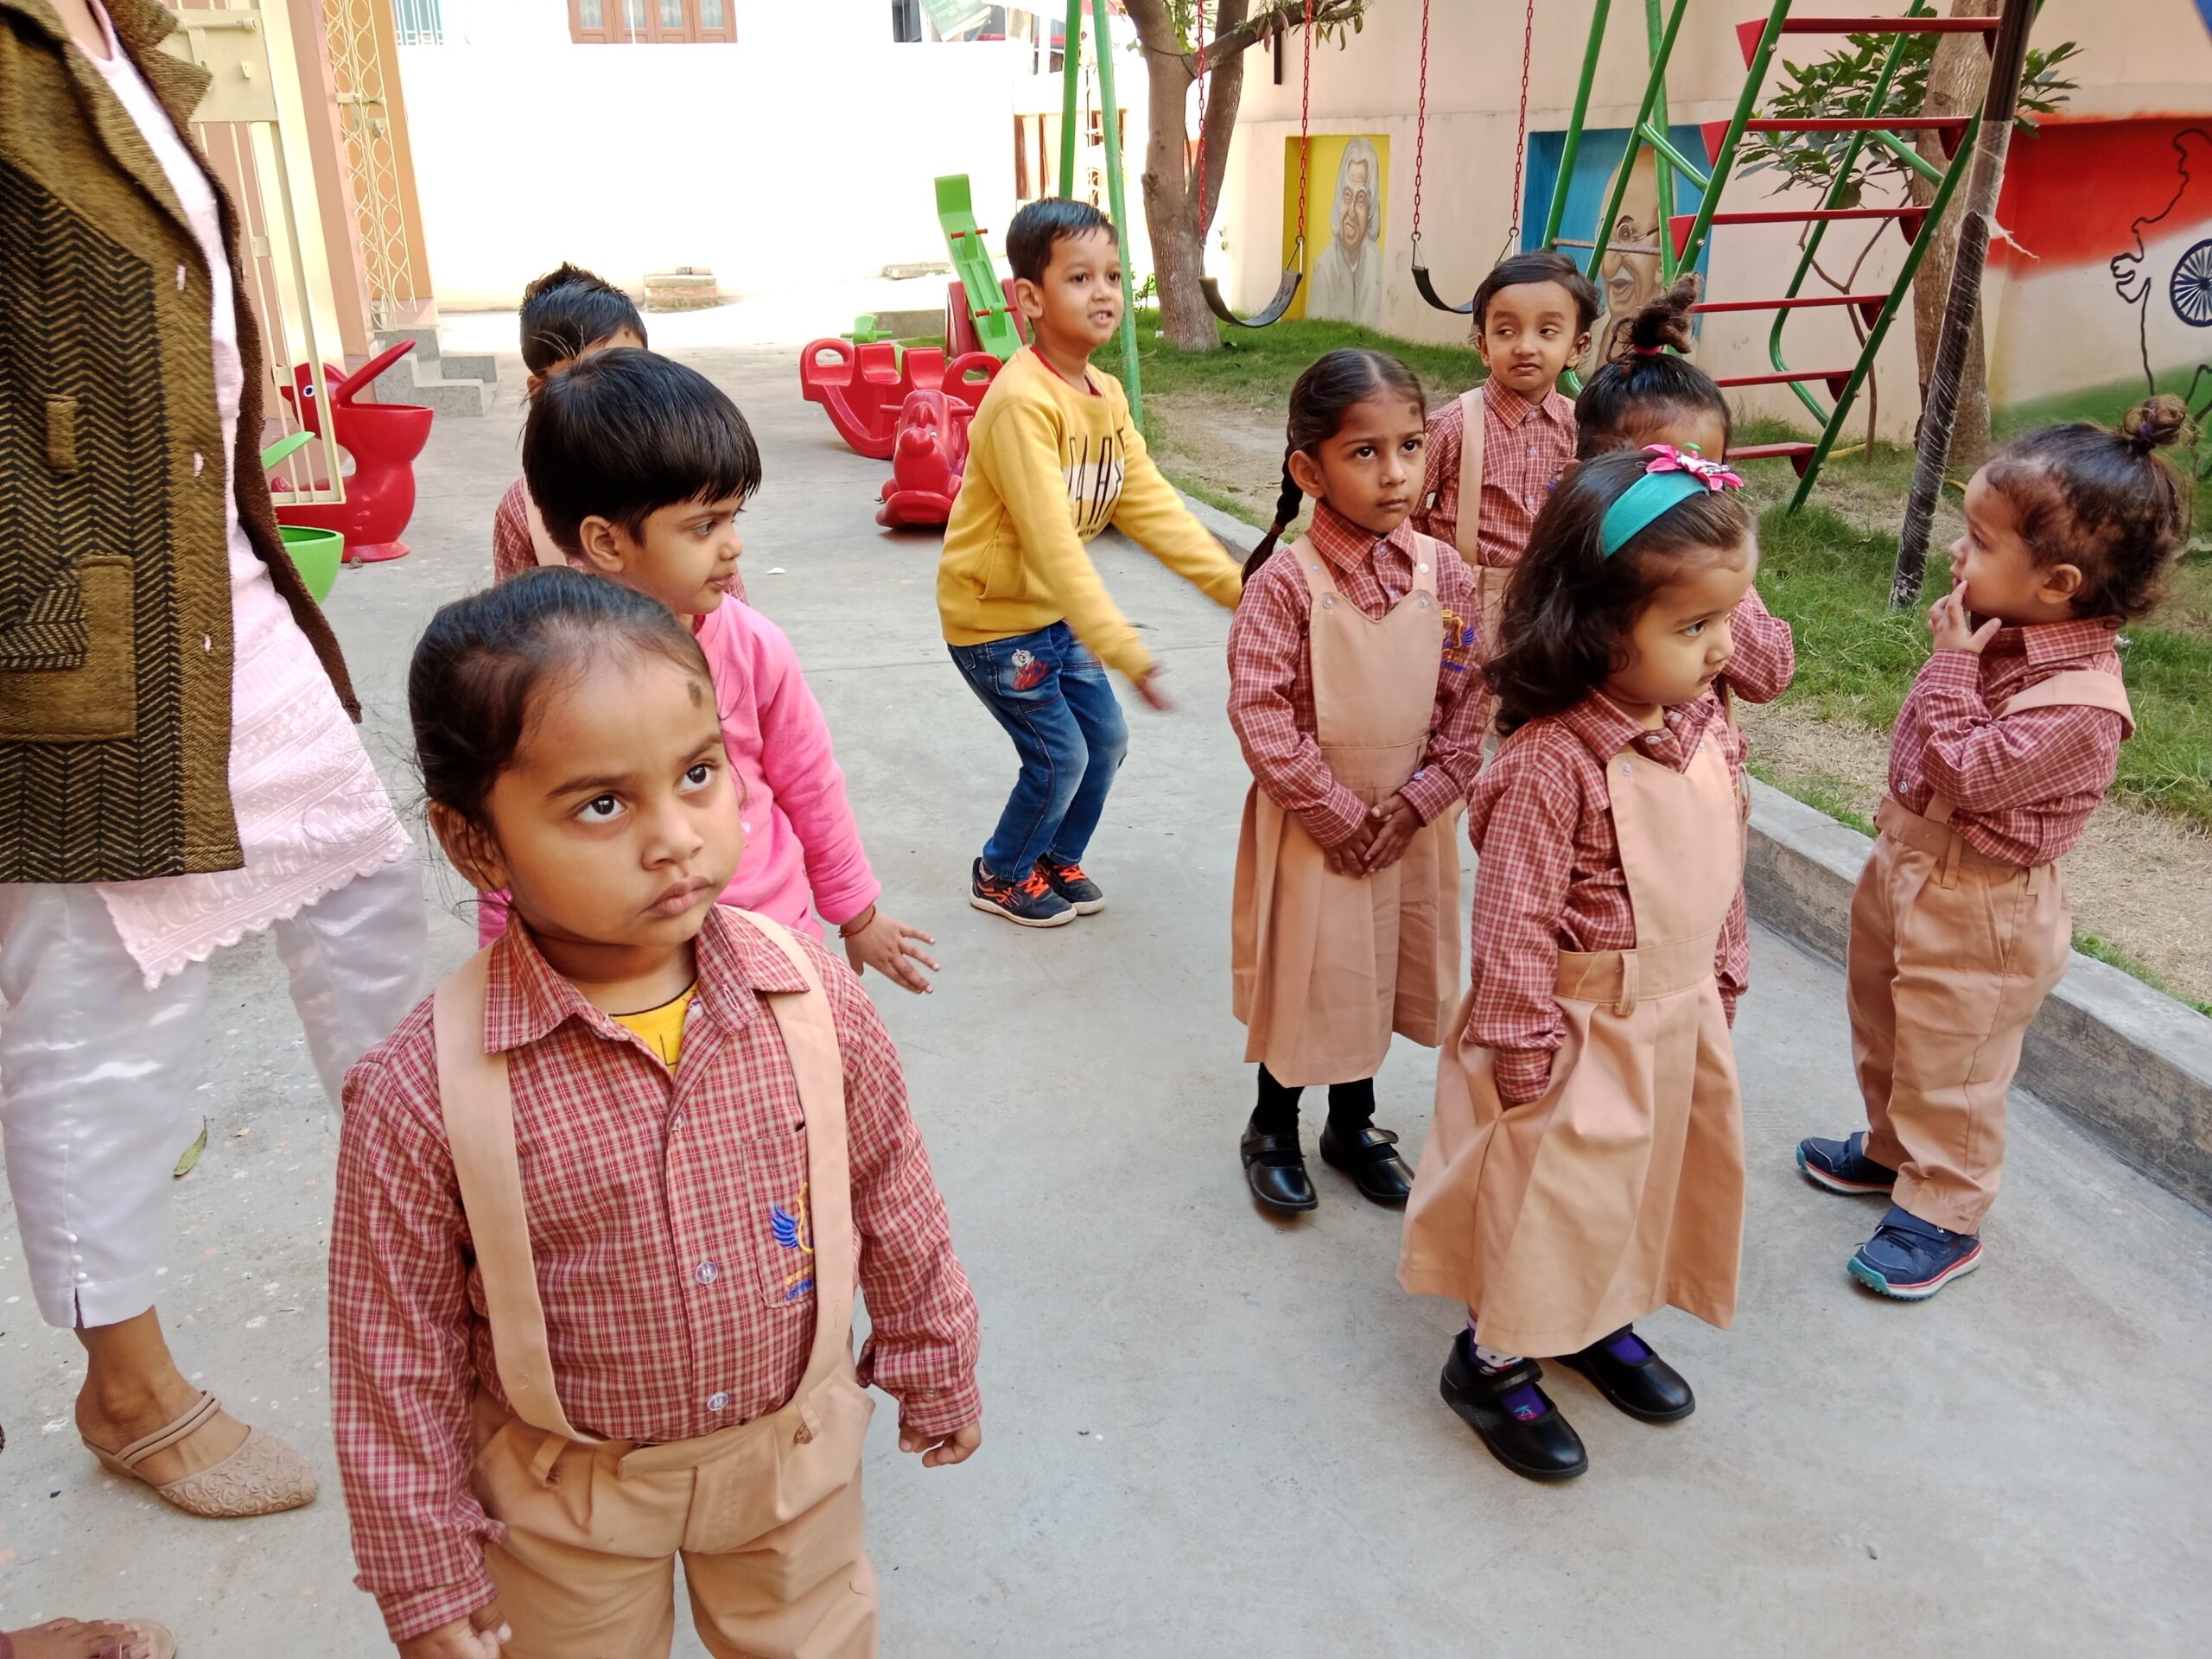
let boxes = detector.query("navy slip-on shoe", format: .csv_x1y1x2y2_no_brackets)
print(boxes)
1848,1205,1982,1300
1798,1130,1897,1196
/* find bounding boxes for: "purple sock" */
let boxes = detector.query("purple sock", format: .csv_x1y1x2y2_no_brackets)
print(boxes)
1602,1325,1652,1364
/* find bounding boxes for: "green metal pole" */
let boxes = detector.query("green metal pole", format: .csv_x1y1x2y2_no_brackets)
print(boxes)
1090,0,1141,423
1540,0,1611,250
1644,0,1678,286
1582,0,1688,286
1058,0,1084,197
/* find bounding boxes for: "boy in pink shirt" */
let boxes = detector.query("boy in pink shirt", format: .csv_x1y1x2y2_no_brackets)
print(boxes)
503,346,935,992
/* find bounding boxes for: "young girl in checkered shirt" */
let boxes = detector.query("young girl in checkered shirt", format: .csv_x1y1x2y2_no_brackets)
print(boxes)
1798,396,2190,1301
1227,351,1488,1217
330,571,981,1659
1398,445,1759,1484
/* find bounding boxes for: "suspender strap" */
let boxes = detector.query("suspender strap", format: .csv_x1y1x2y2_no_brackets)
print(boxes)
1997,668,2135,738
429,914,853,1446
1452,386,1484,564
432,948,594,1445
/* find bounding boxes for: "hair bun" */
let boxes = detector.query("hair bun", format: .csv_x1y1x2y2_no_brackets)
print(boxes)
2120,393,2190,453
1618,274,1700,360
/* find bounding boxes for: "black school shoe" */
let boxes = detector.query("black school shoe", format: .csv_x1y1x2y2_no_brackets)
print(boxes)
1317,1120,1415,1205
1797,1131,1898,1196
1440,1332,1587,1482
969,859,1075,927
1034,855,1105,915
1559,1326,1695,1423
1240,1114,1317,1212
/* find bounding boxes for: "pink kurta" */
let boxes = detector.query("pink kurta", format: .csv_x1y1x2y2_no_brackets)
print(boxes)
85,4,411,986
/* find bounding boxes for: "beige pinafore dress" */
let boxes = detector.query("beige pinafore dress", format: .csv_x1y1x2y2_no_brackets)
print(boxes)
1400,725,1746,1359
1230,537,1463,1088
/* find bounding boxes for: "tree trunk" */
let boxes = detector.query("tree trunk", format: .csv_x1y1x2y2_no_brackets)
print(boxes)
1127,1,1255,352
1909,0,2000,465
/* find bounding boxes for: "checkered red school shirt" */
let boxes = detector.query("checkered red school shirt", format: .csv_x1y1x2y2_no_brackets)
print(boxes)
1887,618,2128,867
1226,502,1487,848
489,479,752,603
1719,587,1795,704
329,907,980,1643
1408,381,1577,567
1466,692,1750,1104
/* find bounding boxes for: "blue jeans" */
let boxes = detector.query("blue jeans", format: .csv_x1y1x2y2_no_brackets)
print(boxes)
947,622,1129,879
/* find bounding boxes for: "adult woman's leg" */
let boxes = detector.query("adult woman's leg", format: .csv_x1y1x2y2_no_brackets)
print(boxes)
0,885,313,1510
270,854,426,1104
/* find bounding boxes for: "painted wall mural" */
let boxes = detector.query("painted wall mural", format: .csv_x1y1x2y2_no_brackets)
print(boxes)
1280,133,1389,327
1989,115,2212,466
1519,124,1715,373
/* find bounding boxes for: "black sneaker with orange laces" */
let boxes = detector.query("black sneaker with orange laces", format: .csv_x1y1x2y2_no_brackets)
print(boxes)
970,858,1075,927
1034,855,1105,915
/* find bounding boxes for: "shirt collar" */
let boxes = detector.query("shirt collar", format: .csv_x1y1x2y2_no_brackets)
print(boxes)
2005,616,2124,666
1306,500,1421,575
1556,689,1717,766
1484,380,1569,429
483,905,809,1056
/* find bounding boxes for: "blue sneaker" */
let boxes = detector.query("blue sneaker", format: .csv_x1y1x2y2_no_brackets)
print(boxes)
1848,1206,1982,1300
1797,1131,1897,1196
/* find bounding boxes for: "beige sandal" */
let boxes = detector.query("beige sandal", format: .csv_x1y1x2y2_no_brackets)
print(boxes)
82,1391,316,1518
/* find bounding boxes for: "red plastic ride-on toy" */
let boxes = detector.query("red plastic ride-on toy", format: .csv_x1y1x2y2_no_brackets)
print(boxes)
798,340,1003,461
875,354,1000,529
270,339,433,565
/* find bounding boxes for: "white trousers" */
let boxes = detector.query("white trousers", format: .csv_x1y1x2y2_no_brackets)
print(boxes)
0,859,425,1328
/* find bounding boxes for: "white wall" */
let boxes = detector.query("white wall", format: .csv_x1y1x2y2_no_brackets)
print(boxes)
397,0,1029,307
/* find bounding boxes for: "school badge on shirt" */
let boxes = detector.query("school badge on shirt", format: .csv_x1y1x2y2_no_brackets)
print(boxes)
771,1183,816,1300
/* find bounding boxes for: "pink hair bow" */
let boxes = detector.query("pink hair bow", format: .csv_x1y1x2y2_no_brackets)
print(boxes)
1641,442,1743,492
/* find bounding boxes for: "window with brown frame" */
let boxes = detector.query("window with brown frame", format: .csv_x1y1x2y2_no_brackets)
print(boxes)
569,0,734,44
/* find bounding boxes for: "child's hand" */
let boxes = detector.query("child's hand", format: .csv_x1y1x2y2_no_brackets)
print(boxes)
1362,794,1424,873
397,1603,510,1659
842,907,938,995
1324,817,1378,878
1132,668,1172,712
1929,582,2001,654
899,1418,982,1468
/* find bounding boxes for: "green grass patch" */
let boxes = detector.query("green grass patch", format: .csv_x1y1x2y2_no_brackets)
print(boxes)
1094,308,1478,416
1745,760,1878,838
2073,931,2212,1019
1173,471,1271,532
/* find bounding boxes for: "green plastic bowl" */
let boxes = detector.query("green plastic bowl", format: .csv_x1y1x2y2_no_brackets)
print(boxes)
280,524,344,604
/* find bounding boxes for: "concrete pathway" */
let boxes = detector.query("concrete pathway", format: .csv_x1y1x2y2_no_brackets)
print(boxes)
3,348,2209,1657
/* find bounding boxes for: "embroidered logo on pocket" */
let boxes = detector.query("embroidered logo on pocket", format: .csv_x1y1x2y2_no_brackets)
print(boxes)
771,1183,816,1300
1011,648,1047,692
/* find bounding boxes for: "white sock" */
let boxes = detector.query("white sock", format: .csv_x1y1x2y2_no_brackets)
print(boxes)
1465,1313,1522,1372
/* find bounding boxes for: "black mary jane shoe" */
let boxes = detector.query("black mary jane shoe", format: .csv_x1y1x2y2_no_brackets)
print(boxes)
1317,1120,1415,1206
1240,1116,1318,1213
1440,1332,1587,1482
1559,1328,1695,1423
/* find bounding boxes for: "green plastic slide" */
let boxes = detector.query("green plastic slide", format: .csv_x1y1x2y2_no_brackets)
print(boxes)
936,174,1023,361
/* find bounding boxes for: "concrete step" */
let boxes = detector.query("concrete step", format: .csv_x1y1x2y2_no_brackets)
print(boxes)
437,350,498,383
365,327,497,416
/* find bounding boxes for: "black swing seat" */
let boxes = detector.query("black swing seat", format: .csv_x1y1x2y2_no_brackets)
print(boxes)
1202,267,1304,329
1411,260,1474,315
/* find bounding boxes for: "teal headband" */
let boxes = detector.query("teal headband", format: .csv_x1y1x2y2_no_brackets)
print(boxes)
1598,444,1745,557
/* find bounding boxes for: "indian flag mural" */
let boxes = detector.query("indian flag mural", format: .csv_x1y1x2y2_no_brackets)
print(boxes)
1987,111,2212,454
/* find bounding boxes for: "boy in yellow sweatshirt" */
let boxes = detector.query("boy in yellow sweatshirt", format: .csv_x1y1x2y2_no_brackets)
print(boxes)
940,198,1243,926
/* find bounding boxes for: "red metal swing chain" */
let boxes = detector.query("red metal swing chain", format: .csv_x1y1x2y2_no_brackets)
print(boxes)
1193,5,1211,228
1295,0,1313,250
1504,0,1535,250
1412,0,1430,247
1193,0,1314,246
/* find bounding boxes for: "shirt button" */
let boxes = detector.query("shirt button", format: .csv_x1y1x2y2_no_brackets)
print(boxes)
707,1391,730,1413
191,453,205,477
176,264,188,290
696,1260,719,1285
671,1110,685,1130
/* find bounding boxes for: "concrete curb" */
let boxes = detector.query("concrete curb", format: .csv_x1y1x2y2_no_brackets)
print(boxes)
1746,779,2212,1213
1171,490,2212,1214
